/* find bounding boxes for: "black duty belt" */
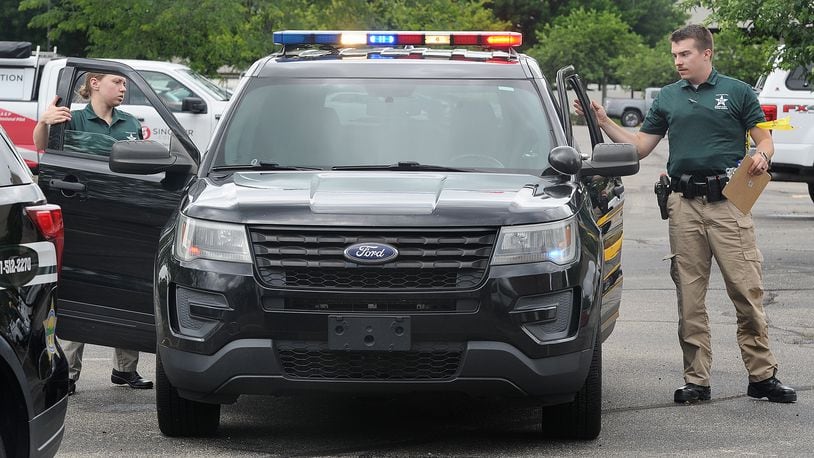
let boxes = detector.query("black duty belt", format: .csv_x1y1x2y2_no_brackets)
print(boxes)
669,174,728,201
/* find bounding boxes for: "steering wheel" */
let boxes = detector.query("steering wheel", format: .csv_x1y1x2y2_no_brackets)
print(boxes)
448,154,505,168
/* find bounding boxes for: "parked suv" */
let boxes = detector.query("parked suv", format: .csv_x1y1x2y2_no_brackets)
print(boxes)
37,31,639,440
0,124,67,457
755,63,814,203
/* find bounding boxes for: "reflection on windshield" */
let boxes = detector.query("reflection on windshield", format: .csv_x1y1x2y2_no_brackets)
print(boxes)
214,79,553,172
64,130,118,156
180,69,231,101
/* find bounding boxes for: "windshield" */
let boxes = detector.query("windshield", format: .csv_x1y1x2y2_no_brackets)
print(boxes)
212,78,554,171
180,69,232,101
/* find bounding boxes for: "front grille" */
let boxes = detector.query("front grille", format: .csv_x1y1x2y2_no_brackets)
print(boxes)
276,341,464,380
249,227,496,290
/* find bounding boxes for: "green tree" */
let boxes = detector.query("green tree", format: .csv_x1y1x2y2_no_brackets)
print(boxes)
487,0,686,48
611,43,676,91
18,0,510,75
689,0,813,75
528,8,642,97
712,28,778,86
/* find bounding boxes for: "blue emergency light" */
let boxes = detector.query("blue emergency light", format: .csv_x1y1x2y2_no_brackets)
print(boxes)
273,31,523,48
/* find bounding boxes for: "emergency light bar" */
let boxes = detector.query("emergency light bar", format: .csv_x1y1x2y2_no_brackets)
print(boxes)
273,31,523,48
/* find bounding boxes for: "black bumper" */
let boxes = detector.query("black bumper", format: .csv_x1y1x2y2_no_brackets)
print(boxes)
160,339,593,406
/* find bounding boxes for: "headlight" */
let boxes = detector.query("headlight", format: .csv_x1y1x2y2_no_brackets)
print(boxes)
491,218,578,265
174,214,251,263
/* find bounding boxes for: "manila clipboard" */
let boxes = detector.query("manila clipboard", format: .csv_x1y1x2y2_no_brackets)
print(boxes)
722,154,771,214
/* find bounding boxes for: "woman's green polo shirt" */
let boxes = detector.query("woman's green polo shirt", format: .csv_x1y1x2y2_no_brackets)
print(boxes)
640,69,765,177
67,103,143,141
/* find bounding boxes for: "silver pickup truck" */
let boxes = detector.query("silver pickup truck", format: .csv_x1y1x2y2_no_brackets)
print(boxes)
604,87,660,127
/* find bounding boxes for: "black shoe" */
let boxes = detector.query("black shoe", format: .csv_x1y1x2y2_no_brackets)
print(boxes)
674,383,711,403
747,376,796,403
111,369,154,389
68,378,76,396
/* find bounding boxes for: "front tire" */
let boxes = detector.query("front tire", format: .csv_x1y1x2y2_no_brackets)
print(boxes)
156,351,220,437
540,334,602,440
621,109,642,127
808,182,814,204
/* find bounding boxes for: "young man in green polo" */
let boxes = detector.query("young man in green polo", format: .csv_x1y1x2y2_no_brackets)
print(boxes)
576,24,796,404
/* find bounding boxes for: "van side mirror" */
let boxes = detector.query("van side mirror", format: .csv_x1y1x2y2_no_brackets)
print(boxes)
581,143,639,177
181,97,207,114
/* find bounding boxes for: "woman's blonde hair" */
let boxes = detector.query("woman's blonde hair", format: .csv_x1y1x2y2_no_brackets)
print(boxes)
77,72,107,99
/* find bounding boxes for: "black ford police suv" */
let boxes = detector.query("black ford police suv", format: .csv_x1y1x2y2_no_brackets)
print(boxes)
0,125,67,457
38,31,639,440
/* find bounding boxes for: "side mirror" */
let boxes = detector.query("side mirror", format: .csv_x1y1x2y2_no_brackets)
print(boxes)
581,143,640,177
109,140,176,174
548,146,582,175
181,97,207,114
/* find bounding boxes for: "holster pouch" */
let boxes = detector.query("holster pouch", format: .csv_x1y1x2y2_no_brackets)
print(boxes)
679,174,695,199
705,175,727,202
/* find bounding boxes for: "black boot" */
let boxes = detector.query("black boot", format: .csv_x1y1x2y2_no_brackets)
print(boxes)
674,383,711,403
111,369,154,389
747,377,796,403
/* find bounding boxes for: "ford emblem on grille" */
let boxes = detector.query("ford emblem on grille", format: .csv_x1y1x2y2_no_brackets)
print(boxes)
344,242,399,264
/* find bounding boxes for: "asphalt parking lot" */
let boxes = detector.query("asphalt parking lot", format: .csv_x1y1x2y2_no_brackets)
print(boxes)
55,127,813,456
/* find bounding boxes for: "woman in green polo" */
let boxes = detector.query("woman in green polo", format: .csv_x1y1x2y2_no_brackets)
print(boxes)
33,72,143,154
32,72,153,393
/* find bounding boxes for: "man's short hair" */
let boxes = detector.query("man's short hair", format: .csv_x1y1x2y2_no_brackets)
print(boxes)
670,24,714,53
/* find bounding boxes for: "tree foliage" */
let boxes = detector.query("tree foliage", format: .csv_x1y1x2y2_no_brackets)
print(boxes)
689,0,813,74
17,0,509,75
528,8,642,88
712,28,778,86
611,44,676,91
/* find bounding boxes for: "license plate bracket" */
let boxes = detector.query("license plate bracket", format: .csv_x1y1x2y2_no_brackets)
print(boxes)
328,315,411,351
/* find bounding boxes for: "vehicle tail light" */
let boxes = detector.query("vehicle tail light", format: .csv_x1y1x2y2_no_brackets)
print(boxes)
760,104,777,121
25,204,64,273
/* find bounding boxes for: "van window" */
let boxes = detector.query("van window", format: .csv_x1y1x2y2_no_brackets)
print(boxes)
785,65,813,91
130,71,197,112
0,130,32,186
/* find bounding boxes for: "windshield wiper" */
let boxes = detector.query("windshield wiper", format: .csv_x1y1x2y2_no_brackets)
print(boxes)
332,161,464,172
211,161,322,172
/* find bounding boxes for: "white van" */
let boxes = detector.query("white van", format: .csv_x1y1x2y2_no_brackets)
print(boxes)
0,42,231,168
755,63,814,203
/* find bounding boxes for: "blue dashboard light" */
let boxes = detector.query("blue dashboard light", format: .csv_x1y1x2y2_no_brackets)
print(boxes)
369,34,396,45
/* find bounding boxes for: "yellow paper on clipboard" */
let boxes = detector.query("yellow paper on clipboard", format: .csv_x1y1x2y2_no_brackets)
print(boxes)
722,154,771,214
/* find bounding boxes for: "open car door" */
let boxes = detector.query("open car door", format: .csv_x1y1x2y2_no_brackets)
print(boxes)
38,58,200,352
555,65,629,342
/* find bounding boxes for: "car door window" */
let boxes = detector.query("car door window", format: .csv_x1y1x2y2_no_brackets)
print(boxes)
132,71,197,112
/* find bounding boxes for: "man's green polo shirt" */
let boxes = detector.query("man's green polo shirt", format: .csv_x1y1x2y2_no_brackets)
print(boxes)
640,68,765,177
68,103,143,141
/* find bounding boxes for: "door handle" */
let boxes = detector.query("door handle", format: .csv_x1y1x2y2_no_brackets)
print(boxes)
137,117,145,122
49,179,86,192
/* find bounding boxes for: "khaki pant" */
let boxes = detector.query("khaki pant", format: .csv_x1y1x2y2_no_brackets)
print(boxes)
666,194,777,385
60,339,140,381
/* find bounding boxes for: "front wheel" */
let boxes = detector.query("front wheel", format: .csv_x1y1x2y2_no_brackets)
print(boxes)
621,109,642,128
808,182,814,204
156,351,221,437
540,335,602,440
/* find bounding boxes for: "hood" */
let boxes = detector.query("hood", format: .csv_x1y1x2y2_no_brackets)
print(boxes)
184,171,581,227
